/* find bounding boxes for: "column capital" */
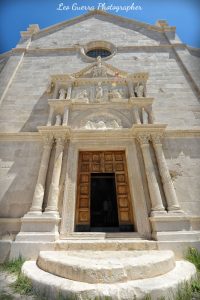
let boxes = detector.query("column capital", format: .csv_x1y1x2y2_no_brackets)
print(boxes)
42,134,54,147
136,134,150,146
55,134,66,147
151,133,163,145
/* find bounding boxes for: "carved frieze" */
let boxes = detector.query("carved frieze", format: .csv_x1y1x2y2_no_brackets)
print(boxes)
47,56,149,103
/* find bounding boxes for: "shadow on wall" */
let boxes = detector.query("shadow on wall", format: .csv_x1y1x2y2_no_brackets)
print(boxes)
20,92,49,132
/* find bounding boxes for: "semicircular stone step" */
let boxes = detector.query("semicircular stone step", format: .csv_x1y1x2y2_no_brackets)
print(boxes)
37,250,175,284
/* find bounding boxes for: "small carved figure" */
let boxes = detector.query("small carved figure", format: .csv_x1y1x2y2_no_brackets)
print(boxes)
135,83,144,97
96,82,103,100
109,120,121,128
85,120,95,129
84,119,121,130
77,89,89,100
92,56,107,78
108,89,122,99
97,56,102,68
97,121,106,129
58,88,66,99
55,114,62,126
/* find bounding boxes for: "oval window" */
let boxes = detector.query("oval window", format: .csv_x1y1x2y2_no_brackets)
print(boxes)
86,49,112,58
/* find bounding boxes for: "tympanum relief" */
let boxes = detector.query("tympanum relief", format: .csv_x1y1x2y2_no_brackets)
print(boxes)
84,119,121,130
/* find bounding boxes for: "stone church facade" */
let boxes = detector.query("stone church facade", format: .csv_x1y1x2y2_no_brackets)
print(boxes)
0,10,200,261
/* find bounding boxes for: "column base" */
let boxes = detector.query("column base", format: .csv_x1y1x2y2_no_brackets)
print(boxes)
149,215,192,241
167,207,185,215
150,210,167,217
43,210,60,218
15,214,61,242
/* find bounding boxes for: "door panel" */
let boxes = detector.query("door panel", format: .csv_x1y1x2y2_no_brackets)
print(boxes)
75,151,134,231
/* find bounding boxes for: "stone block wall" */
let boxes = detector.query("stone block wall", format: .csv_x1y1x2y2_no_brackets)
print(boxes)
0,140,42,217
163,137,200,215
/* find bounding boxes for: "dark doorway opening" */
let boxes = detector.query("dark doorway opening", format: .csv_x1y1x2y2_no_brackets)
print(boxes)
90,173,119,231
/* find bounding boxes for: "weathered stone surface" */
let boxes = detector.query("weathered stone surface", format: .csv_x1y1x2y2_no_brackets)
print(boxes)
37,250,175,283
22,258,196,300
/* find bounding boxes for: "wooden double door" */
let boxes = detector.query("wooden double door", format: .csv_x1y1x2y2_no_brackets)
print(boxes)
75,151,134,232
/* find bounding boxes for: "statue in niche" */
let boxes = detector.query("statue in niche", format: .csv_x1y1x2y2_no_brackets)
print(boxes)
135,83,145,97
55,114,62,126
58,88,67,99
96,82,104,101
92,56,107,78
108,89,122,100
76,90,89,103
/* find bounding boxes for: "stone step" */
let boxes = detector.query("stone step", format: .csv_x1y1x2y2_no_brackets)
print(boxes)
154,230,200,241
61,232,143,240
37,250,175,284
55,239,157,251
22,259,196,300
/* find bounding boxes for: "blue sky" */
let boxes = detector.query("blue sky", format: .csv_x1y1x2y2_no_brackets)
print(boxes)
0,0,200,54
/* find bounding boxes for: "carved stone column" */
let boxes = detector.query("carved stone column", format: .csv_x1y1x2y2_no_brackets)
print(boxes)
29,135,53,213
146,106,155,124
152,134,183,213
46,106,54,126
133,106,141,124
45,135,65,214
63,105,69,126
127,80,135,97
137,134,166,216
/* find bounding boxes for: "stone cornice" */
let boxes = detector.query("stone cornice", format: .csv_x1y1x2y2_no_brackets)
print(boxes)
37,126,71,139
9,44,188,57
0,129,200,141
48,98,154,109
164,129,200,138
29,10,175,42
132,124,167,135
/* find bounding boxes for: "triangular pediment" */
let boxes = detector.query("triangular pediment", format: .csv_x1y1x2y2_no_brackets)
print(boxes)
22,10,176,50
72,58,127,79
49,59,149,84
31,10,175,40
